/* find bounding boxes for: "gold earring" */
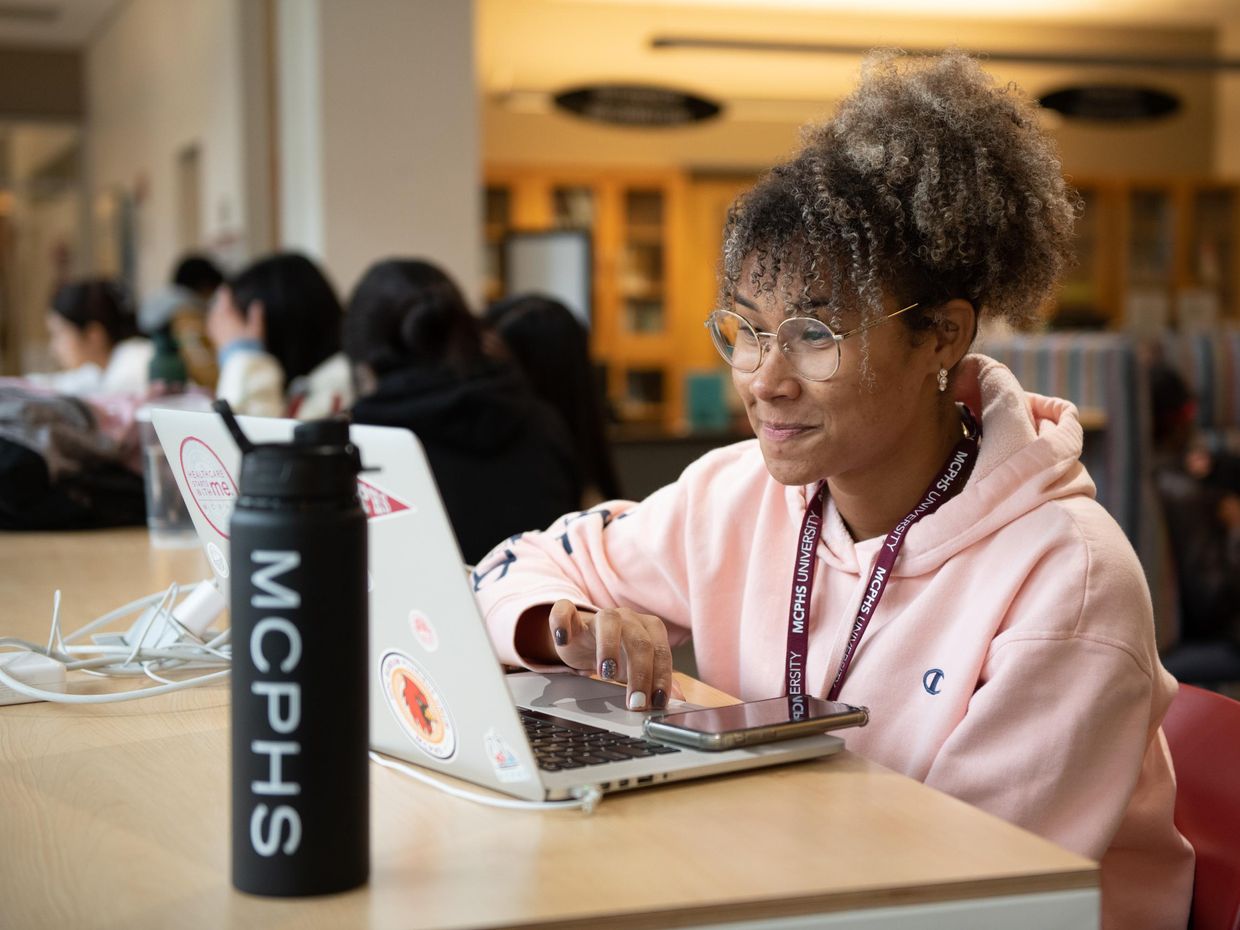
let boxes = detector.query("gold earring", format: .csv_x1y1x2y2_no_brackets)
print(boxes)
938,366,948,393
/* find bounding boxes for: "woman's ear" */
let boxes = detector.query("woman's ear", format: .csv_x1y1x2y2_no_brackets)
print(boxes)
934,299,976,369
244,300,266,343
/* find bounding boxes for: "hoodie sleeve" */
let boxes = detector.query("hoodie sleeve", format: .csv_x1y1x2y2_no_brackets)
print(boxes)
472,469,702,669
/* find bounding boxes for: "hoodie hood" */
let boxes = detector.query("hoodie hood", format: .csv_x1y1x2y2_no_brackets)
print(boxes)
818,354,1095,576
351,361,535,454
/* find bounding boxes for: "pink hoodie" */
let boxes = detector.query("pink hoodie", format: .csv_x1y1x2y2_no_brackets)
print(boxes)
474,355,1194,930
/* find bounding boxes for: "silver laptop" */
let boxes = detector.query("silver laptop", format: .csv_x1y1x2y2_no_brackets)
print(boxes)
151,409,843,801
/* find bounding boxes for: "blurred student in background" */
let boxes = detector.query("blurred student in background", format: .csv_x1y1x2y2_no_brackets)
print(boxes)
345,259,580,563
486,294,622,506
206,252,353,418
1149,363,1240,648
26,278,151,396
173,254,225,302
138,253,224,388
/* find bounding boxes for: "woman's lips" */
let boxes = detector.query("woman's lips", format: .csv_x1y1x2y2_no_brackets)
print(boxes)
761,422,816,442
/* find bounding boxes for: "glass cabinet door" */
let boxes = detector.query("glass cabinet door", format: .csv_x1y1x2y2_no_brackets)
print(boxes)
483,186,511,304
553,186,595,229
1127,188,1175,289
623,368,665,423
1186,188,1236,323
1058,186,1106,325
1124,187,1175,330
621,189,665,334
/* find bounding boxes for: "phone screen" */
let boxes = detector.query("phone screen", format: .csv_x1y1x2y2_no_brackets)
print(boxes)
656,695,860,734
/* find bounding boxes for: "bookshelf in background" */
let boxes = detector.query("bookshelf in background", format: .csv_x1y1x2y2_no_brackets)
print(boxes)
1061,178,1240,329
483,167,688,430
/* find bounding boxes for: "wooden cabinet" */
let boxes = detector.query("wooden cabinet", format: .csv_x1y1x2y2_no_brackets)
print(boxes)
1062,178,1240,328
484,168,691,430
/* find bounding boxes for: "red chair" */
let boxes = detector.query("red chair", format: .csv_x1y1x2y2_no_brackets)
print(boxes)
1163,683,1240,930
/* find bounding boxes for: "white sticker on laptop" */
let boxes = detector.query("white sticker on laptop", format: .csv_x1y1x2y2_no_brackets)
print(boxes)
179,436,237,538
206,541,229,578
485,728,529,783
409,611,439,653
380,651,456,761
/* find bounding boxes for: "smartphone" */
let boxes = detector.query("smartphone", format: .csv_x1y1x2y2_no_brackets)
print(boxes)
642,695,869,752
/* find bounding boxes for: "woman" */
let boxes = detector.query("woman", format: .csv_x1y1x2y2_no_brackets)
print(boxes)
344,258,582,564
207,252,353,418
471,53,1193,930
30,278,151,396
485,294,623,505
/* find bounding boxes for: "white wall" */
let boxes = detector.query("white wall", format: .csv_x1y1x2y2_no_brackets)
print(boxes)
7,124,84,373
276,0,480,300
85,0,252,297
84,0,480,312
276,0,324,261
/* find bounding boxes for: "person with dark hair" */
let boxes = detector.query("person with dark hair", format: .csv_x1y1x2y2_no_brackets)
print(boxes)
471,52,1191,929
344,258,580,564
27,278,152,396
1149,363,1240,647
172,254,224,298
206,252,353,418
485,294,621,505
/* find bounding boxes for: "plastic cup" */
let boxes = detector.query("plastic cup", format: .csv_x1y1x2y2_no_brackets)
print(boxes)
136,393,213,549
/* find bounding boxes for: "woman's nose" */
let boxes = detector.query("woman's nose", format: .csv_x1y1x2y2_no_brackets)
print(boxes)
746,336,801,400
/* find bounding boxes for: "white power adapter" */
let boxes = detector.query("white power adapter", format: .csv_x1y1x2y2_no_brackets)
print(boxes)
100,581,227,652
0,652,67,706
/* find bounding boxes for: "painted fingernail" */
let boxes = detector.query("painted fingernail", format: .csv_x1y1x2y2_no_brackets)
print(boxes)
553,628,567,646
652,689,668,709
628,691,647,711
600,658,618,680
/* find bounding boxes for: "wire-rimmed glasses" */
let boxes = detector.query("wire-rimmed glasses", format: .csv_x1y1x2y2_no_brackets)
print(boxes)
704,302,920,382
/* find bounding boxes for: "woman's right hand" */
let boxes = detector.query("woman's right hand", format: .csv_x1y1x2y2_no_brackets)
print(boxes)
547,599,675,712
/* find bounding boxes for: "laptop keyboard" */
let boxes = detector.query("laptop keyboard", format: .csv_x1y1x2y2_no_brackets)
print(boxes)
518,708,681,771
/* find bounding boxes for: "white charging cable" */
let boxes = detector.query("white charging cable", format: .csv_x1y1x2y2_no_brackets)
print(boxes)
0,579,230,705
368,751,605,814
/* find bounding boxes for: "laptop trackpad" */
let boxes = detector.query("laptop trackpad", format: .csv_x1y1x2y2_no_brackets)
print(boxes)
506,671,701,735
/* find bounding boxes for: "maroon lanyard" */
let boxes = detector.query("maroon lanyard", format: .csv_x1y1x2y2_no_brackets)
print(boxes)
785,406,981,701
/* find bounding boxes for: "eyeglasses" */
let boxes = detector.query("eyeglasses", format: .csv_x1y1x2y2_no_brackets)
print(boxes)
704,302,920,382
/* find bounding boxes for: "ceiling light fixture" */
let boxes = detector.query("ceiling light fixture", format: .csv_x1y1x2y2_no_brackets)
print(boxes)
553,84,723,127
651,36,1240,72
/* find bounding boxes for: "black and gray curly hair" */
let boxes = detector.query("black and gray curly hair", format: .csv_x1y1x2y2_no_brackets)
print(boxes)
720,50,1080,350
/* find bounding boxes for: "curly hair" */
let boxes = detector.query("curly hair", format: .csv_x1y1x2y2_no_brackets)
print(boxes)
720,50,1080,354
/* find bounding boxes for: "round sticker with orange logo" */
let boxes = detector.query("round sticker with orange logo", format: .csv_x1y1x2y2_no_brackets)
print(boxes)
380,651,456,761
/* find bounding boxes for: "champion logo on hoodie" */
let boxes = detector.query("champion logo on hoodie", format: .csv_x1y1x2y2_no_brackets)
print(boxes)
922,668,945,695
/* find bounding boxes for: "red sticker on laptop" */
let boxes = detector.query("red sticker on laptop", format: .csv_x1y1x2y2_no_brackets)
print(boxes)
179,437,238,538
357,478,412,520
409,611,439,652
380,651,456,760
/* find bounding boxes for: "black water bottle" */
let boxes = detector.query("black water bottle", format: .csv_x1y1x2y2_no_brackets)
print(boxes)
218,401,369,896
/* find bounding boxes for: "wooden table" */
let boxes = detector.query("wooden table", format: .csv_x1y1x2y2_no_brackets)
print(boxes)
0,529,1098,929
